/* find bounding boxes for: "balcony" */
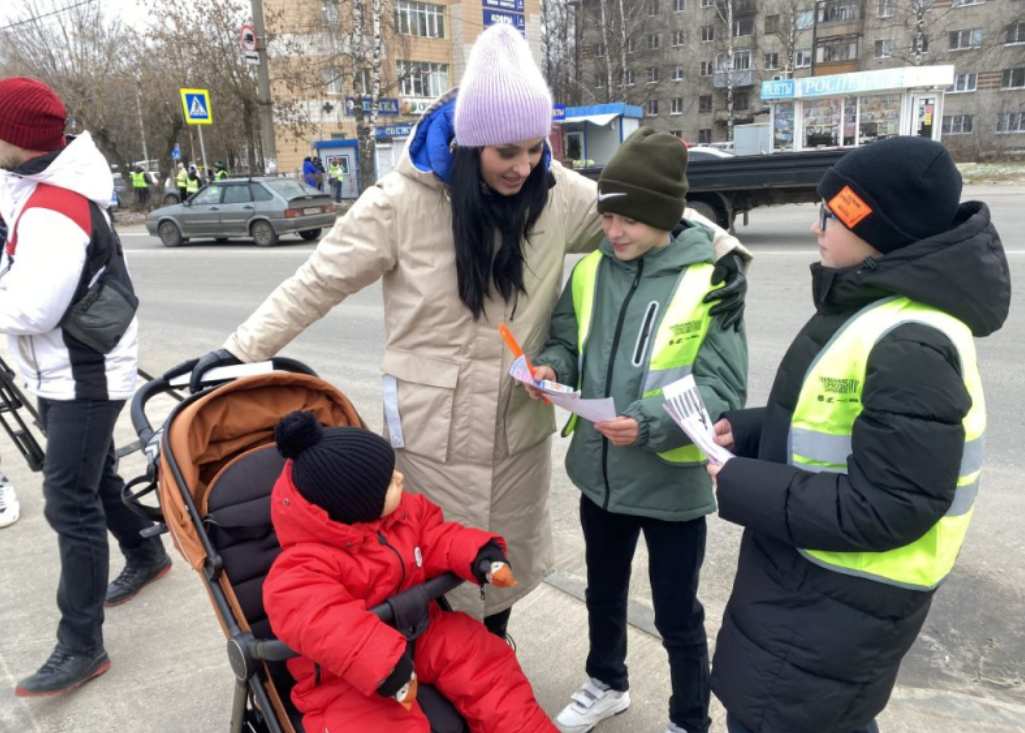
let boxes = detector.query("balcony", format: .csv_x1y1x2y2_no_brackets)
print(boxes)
714,69,754,88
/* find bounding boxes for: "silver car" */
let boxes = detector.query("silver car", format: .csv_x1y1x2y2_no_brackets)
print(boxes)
145,177,336,247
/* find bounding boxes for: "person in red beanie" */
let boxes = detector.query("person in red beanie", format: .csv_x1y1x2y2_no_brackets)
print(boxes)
0,76,170,697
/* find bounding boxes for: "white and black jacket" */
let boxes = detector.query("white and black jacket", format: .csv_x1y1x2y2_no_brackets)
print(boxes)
0,133,138,402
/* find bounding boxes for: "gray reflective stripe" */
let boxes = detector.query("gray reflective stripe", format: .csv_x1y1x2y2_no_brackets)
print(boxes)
381,375,404,449
643,365,694,395
960,436,984,476
790,428,852,467
946,478,979,518
795,462,845,474
797,549,945,591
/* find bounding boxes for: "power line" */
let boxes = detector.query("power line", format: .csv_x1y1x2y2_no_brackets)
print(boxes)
0,0,98,32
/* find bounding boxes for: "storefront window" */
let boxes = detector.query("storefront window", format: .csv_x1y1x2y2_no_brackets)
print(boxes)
803,98,841,148
843,96,857,146
858,93,901,144
773,102,795,151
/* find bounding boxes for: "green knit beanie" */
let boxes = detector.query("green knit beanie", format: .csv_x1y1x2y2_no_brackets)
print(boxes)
596,127,689,231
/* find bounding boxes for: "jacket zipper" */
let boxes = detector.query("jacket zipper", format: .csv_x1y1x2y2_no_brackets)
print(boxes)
601,260,644,511
378,529,407,589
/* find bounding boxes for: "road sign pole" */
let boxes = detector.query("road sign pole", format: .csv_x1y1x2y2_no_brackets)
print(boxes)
197,125,209,180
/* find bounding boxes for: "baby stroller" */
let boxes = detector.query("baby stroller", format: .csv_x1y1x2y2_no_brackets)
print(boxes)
124,360,468,733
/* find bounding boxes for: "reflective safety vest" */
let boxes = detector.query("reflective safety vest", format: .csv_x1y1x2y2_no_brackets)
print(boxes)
790,295,986,590
176,169,188,188
131,171,148,189
563,250,717,465
186,175,200,194
329,163,343,180
215,170,228,181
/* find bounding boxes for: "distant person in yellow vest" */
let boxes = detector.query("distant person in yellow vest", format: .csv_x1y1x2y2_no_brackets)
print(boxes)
214,161,228,181
130,166,149,208
175,162,188,202
527,128,748,733
327,159,344,202
186,164,202,198
707,137,1011,733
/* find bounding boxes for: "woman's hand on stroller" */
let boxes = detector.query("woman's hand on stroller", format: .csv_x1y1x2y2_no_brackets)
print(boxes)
165,349,242,393
378,651,418,711
473,541,518,589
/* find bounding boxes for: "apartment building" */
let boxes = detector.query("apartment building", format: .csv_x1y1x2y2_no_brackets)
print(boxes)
576,0,1025,158
264,0,543,181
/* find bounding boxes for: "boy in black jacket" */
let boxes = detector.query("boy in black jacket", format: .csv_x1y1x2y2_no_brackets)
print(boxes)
707,137,1010,733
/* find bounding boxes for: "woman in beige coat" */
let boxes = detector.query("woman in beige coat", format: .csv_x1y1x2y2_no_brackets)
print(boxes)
185,26,749,635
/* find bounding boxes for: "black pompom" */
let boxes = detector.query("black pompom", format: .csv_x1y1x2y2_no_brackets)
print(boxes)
275,411,324,459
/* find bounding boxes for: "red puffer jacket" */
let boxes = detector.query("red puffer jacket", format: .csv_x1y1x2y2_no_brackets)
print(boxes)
263,464,503,714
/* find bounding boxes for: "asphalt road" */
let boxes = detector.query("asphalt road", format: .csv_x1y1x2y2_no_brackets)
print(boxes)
1,187,1021,732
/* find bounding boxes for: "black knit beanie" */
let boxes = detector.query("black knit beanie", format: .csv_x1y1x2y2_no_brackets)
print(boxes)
597,127,688,231
817,136,962,254
275,411,396,525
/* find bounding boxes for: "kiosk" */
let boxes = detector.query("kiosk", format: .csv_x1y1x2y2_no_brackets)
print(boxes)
761,65,954,153
560,103,643,167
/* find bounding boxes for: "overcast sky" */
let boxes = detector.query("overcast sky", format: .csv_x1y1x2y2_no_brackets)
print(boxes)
0,0,152,32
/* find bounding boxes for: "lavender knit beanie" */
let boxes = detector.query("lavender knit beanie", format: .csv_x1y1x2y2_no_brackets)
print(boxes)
454,25,554,147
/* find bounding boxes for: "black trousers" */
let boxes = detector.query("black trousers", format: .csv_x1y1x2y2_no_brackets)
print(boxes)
39,398,165,655
580,495,710,733
726,713,880,733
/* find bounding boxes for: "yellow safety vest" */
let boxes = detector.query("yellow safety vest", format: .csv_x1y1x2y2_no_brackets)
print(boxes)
215,170,228,181
131,171,148,189
790,296,985,590
564,250,717,465
186,176,200,194
176,169,188,188
329,164,343,180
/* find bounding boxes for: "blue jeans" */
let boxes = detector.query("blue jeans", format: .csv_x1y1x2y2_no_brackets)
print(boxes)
332,179,342,201
726,713,880,733
39,398,165,654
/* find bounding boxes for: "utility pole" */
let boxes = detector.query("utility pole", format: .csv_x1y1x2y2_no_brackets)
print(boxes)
251,0,278,174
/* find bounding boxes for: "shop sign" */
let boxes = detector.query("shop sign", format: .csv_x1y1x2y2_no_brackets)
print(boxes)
762,66,954,101
483,0,525,11
483,9,525,32
376,125,414,138
345,97,400,115
401,98,434,116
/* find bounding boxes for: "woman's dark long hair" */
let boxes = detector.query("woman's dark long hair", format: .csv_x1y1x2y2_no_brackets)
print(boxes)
450,146,551,320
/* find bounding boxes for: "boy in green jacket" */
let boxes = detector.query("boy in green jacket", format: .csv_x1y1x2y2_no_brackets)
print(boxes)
527,127,748,733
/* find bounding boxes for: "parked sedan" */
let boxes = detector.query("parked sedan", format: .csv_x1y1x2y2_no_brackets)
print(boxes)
145,177,336,247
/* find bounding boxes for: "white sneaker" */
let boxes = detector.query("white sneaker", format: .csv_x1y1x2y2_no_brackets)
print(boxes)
0,474,20,528
665,723,689,733
554,678,631,733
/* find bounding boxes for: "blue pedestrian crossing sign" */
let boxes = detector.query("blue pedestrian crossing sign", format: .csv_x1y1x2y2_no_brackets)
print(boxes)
180,88,213,125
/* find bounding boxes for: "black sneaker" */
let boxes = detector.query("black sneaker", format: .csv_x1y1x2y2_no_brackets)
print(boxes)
15,648,110,697
104,554,173,607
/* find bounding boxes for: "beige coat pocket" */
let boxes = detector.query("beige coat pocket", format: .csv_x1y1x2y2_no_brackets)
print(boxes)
381,348,460,464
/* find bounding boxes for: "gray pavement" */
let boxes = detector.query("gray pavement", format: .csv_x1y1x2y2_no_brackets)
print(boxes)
1,189,1024,732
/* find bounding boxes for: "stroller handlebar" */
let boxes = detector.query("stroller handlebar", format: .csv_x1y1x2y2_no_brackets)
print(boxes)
248,572,465,663
131,358,319,444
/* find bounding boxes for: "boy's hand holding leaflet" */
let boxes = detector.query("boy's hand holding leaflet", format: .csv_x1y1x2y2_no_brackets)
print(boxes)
508,355,618,423
662,375,735,465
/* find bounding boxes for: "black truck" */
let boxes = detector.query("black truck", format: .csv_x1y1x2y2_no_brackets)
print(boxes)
579,149,848,230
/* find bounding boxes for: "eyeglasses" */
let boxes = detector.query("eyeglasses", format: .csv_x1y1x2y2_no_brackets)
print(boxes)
819,203,837,231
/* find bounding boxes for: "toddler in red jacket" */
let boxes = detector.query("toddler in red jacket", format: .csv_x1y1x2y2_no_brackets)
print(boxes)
263,411,556,733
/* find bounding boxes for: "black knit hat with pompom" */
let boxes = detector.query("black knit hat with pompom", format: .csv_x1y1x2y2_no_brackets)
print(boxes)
275,411,396,525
